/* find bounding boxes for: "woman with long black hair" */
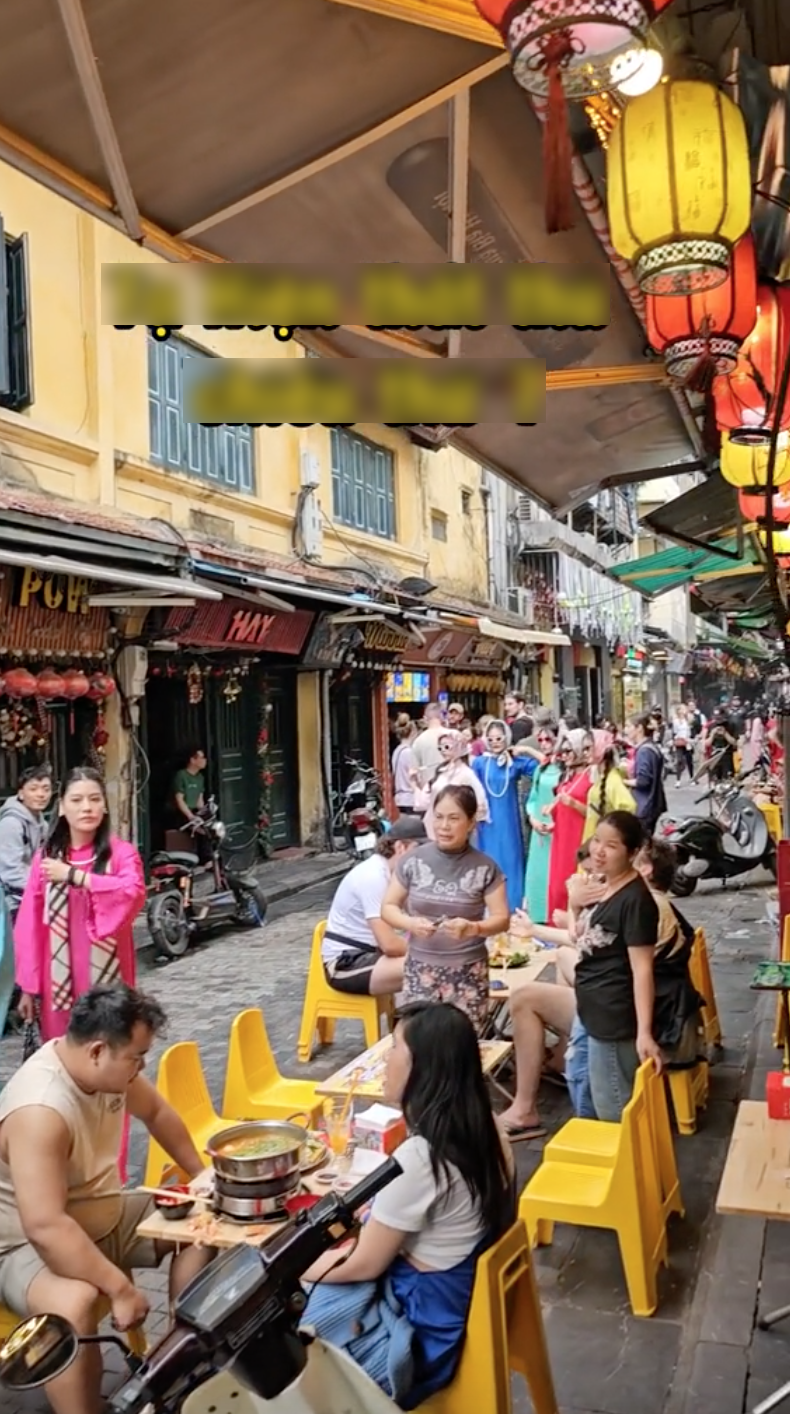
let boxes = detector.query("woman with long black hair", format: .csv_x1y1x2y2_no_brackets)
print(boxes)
14,768,146,1043
303,1001,515,1408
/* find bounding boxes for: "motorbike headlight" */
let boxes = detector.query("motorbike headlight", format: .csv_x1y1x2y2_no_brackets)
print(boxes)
214,822,227,841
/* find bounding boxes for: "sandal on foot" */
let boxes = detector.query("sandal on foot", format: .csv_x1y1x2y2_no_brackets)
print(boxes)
500,1121,547,1142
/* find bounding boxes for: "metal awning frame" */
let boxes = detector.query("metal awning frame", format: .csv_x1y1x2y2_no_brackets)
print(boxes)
0,546,222,600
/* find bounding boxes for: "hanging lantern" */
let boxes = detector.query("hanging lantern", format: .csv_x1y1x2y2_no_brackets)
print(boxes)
35,669,66,699
87,672,116,702
607,78,751,294
758,527,790,556
645,234,757,392
473,0,654,234
738,486,790,522
713,286,790,448
61,669,90,699
4,668,38,698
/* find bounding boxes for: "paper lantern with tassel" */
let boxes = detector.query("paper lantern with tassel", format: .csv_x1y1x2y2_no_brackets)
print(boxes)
739,486,790,522
607,78,751,294
645,234,757,392
4,668,38,698
472,0,655,234
720,430,790,494
713,286,790,448
35,669,66,699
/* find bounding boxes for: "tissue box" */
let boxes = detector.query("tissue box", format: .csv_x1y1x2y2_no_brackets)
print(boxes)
766,1071,790,1119
353,1104,407,1155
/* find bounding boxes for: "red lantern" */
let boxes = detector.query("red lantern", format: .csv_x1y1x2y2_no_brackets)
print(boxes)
713,285,790,446
35,669,66,699
646,235,757,392
739,487,790,522
472,0,655,233
4,668,38,698
61,669,90,700
87,673,116,702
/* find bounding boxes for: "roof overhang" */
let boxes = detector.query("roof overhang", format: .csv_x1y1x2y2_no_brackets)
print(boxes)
640,473,742,559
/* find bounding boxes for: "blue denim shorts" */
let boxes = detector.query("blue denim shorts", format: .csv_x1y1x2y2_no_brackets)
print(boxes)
565,1016,595,1119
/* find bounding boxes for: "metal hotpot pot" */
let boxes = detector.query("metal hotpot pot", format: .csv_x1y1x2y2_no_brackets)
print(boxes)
206,1118,308,1221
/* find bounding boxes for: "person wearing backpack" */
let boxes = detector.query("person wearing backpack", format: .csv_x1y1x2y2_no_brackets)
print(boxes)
624,715,667,838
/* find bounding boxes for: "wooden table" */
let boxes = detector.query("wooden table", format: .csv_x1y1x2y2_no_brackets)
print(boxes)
716,1100,790,1414
489,948,557,998
135,1167,333,1250
716,1099,790,1221
316,1036,513,1099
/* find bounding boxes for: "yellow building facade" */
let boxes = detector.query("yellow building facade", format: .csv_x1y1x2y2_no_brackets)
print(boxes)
0,159,495,847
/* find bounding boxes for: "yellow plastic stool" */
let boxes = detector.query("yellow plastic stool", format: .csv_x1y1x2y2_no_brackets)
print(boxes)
297,921,394,1063
545,1058,683,1226
519,1062,666,1317
758,801,783,844
690,928,722,1050
420,1220,558,1414
222,1008,323,1126
666,1060,709,1136
0,1298,147,1358
144,1041,223,1188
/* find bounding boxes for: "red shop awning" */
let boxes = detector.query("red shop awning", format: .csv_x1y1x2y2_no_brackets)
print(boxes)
162,601,315,655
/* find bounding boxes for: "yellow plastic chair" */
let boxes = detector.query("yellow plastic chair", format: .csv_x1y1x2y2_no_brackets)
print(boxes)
144,1041,223,1189
774,915,790,1050
519,1062,666,1317
222,1008,323,1126
690,928,722,1050
297,921,394,1063
758,800,783,845
0,1298,147,1358
420,1220,558,1414
666,1060,710,1136
545,1058,683,1227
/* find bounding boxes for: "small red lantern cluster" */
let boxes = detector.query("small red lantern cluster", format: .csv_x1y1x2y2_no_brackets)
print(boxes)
1,666,117,701
646,235,757,392
712,285,790,447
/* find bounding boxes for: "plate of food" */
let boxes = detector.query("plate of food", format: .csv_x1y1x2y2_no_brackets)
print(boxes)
489,950,532,969
301,1133,330,1172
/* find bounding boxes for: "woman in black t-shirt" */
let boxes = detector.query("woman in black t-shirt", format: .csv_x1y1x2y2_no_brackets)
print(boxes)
574,811,661,1122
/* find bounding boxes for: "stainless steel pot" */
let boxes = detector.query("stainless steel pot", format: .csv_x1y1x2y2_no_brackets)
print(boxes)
206,1119,307,1185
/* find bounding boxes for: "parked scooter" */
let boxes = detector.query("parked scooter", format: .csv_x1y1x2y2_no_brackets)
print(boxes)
334,759,390,860
0,1160,403,1414
662,772,777,897
146,797,268,960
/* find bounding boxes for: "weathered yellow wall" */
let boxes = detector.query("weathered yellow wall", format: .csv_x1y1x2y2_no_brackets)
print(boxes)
0,158,492,841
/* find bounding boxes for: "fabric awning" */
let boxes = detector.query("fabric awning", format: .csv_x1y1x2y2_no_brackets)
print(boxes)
608,538,762,599
0,547,222,600
476,616,571,648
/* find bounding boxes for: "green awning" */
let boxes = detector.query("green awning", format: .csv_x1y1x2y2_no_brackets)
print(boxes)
696,635,772,661
609,536,761,598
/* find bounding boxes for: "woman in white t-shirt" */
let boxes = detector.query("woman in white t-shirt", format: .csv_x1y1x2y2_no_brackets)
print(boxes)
302,1002,514,1408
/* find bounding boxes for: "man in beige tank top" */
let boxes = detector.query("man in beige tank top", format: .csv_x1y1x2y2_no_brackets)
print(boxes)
0,983,211,1414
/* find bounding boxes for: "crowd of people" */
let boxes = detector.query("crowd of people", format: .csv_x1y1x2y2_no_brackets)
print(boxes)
0,688,780,1412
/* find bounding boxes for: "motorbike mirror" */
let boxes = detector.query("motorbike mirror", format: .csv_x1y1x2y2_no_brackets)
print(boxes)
0,1314,78,1390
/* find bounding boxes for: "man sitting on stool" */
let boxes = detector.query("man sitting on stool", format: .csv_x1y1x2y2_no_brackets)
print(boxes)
322,816,427,996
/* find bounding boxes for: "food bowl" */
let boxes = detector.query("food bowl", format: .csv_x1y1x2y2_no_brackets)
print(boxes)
207,1120,308,1185
154,1187,195,1221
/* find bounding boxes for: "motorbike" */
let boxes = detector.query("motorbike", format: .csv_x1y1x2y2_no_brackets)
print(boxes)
334,759,390,860
662,771,777,898
0,1159,403,1414
147,797,268,961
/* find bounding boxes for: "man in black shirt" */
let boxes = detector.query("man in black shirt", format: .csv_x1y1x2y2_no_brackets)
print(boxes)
708,706,739,780
504,691,533,746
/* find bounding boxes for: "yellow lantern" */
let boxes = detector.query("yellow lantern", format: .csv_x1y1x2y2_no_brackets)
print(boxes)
758,528,790,555
719,431,790,493
607,78,751,295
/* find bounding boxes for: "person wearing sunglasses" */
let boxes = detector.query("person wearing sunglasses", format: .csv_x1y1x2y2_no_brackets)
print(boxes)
523,727,559,923
546,731,594,921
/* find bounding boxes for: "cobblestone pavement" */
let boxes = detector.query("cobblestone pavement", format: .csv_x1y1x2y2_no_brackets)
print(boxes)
1,778,782,1412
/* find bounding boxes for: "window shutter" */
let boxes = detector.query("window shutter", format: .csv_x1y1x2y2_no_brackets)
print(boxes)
0,216,10,400
148,332,256,494
6,235,32,409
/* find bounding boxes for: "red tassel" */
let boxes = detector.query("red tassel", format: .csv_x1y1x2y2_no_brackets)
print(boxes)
683,351,718,396
540,32,575,234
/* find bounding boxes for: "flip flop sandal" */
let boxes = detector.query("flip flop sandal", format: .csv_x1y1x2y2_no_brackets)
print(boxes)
501,1122,547,1142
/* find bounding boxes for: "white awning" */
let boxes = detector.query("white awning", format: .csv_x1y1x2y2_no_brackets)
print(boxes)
0,548,222,600
477,617,571,648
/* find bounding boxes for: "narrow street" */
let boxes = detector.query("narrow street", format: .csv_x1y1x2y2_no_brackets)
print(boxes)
1,780,784,1414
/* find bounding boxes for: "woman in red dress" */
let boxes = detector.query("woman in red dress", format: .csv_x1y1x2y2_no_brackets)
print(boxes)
547,730,594,920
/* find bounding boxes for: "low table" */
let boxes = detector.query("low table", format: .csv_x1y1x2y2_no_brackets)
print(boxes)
316,1035,513,1100
716,1100,790,1414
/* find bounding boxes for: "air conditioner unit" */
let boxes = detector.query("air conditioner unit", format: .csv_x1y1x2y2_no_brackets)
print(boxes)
506,588,535,624
300,450,321,489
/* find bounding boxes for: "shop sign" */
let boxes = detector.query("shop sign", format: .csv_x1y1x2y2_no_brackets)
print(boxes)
163,601,314,655
361,621,412,654
402,628,472,668
455,636,508,672
300,615,362,669
15,567,90,616
1,568,109,655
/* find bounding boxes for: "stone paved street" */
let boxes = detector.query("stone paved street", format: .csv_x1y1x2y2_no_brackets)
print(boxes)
1,781,785,1413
